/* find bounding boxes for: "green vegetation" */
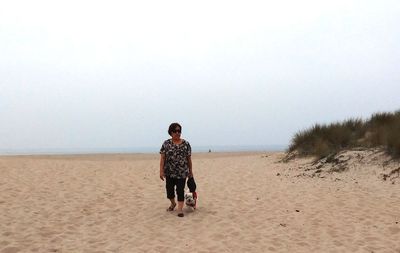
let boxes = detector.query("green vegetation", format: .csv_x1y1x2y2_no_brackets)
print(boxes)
288,110,400,159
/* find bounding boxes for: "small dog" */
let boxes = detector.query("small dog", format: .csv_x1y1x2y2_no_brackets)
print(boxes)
184,191,197,209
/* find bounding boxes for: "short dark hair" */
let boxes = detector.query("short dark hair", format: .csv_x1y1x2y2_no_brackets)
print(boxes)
168,123,182,136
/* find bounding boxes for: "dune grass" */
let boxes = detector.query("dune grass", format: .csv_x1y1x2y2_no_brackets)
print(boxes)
288,110,400,159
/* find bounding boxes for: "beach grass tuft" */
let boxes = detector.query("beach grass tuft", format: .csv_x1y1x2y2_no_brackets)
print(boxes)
288,109,400,159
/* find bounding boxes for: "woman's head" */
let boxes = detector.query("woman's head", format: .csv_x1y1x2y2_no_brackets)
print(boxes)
168,123,182,136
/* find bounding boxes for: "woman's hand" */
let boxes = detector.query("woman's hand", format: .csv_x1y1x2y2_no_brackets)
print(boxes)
160,170,165,181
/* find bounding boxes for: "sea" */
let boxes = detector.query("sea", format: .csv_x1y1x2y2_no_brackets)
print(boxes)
0,145,287,156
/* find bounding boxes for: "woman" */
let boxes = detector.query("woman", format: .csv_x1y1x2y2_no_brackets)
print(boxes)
159,122,193,217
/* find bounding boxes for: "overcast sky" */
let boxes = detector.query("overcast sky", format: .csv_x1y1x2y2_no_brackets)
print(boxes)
1,0,399,153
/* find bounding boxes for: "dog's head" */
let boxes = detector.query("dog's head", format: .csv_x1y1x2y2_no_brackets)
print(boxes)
185,192,196,207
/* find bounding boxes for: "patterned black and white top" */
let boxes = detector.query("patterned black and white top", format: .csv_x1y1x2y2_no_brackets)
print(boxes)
160,139,192,179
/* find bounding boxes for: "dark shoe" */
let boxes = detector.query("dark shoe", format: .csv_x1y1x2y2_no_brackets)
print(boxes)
177,213,184,217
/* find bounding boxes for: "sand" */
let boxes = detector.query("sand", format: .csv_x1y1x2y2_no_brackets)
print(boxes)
0,151,399,253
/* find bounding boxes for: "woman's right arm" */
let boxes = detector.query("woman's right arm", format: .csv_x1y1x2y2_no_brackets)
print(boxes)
160,154,165,181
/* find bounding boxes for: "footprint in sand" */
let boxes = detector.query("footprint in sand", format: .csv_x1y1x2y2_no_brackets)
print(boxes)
388,226,400,234
0,241,10,247
1,247,21,253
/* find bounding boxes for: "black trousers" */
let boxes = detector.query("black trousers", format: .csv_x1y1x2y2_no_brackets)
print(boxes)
166,177,186,201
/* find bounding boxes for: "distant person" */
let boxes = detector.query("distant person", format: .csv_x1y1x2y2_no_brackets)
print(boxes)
159,122,194,217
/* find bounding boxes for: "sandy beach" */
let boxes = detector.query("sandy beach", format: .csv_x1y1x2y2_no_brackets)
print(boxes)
1,151,399,253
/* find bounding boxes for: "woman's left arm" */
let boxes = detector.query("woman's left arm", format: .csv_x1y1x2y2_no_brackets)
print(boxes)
188,156,193,177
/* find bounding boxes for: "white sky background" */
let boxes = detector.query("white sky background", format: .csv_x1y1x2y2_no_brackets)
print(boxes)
1,0,400,152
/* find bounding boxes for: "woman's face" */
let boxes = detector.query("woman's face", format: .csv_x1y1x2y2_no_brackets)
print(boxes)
171,127,181,139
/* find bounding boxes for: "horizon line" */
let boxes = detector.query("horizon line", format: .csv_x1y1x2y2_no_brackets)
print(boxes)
0,144,288,156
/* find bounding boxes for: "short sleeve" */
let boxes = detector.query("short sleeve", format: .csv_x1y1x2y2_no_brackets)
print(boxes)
160,141,166,154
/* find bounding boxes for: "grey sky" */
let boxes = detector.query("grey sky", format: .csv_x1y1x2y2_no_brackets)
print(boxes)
1,0,400,152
